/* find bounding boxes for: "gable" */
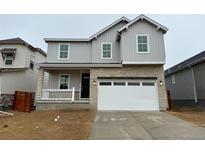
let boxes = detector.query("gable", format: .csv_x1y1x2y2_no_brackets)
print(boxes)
119,14,168,34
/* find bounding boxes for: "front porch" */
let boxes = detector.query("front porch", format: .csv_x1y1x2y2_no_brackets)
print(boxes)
35,68,91,110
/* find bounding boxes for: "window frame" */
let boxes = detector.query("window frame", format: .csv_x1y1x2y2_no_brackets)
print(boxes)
101,42,112,59
58,74,70,89
4,55,14,65
136,34,150,54
58,43,70,60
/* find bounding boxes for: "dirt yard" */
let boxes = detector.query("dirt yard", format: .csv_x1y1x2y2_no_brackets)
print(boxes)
0,110,95,140
169,106,205,128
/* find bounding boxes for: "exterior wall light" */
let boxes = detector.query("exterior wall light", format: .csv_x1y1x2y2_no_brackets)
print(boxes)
159,80,163,86
92,80,96,85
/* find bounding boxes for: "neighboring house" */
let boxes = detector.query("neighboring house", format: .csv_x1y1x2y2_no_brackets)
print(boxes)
0,38,47,106
35,14,168,111
165,50,205,106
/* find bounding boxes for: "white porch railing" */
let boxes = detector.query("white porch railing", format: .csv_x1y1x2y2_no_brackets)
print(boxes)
42,87,75,101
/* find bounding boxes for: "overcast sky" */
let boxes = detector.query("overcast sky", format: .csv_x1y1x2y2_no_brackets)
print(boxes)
0,14,205,69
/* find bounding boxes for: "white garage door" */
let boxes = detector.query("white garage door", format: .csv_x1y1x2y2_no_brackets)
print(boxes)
97,80,159,111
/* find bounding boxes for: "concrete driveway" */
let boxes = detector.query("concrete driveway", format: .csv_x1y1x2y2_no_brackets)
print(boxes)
89,111,205,139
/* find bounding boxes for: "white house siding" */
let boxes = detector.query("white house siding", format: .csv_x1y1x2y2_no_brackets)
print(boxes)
1,70,38,94
0,44,28,68
0,43,47,94
121,20,166,63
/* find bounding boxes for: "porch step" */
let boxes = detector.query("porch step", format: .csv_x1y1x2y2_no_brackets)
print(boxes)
36,99,90,104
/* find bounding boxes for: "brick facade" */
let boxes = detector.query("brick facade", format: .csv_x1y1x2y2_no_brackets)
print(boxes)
90,65,168,110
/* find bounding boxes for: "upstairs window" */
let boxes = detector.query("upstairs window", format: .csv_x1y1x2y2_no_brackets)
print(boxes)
30,55,35,70
59,74,70,89
101,43,112,59
5,55,13,65
59,44,70,60
30,61,34,70
136,35,149,53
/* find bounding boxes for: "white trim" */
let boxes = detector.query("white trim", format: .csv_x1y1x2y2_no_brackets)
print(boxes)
122,61,165,64
101,42,112,59
90,17,130,40
191,67,198,103
58,43,70,60
136,34,150,54
118,14,168,33
58,74,70,89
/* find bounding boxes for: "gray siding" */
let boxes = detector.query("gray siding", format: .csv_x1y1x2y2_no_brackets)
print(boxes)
91,22,127,63
165,68,195,100
46,20,166,64
121,21,166,63
193,62,205,100
47,42,91,63
47,70,82,90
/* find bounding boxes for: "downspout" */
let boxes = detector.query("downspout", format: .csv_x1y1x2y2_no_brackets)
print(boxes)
191,67,198,103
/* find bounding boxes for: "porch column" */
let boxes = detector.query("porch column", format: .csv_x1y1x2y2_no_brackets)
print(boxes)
35,68,44,101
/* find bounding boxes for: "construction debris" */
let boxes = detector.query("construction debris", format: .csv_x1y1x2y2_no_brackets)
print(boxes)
0,111,14,116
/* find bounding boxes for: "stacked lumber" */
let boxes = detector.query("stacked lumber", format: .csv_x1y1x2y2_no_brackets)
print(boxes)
14,91,33,112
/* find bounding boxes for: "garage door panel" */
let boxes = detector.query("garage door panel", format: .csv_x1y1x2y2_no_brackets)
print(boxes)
98,80,159,110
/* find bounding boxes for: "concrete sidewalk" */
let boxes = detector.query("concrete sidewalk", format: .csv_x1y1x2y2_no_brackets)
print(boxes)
89,111,205,140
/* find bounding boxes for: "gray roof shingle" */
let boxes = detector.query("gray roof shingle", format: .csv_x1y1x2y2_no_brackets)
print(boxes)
165,50,205,76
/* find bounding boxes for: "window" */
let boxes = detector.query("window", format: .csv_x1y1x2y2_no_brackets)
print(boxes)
99,82,112,86
136,35,149,53
30,62,34,70
30,56,35,70
113,82,126,86
142,82,155,86
101,43,112,59
128,82,140,86
59,44,69,59
5,55,13,65
172,75,176,84
59,74,70,89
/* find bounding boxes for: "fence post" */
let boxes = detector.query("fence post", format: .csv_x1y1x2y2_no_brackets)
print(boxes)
71,87,75,101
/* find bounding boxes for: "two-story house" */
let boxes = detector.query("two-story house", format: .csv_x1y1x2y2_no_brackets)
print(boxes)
35,14,168,111
0,38,47,106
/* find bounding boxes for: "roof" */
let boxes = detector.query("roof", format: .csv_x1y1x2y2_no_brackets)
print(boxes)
165,50,205,76
0,67,28,72
38,62,122,69
45,16,130,42
44,15,167,43
44,38,90,42
118,14,168,34
0,38,47,56
89,16,130,40
0,48,17,52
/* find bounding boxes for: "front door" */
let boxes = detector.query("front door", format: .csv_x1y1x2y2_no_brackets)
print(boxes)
80,73,90,98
